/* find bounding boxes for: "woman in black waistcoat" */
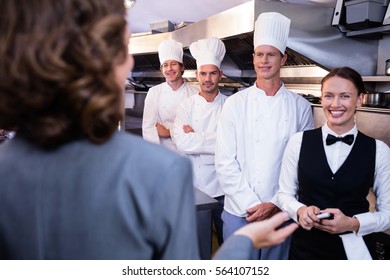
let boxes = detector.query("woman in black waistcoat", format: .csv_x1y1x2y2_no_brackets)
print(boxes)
277,67,390,259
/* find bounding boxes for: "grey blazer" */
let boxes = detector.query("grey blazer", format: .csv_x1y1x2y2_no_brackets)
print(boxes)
0,131,253,259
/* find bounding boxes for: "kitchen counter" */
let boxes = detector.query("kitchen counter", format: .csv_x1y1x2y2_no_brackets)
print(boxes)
195,188,219,211
194,188,219,260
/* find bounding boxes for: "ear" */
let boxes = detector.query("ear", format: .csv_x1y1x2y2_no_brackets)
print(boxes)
357,93,364,107
281,54,288,66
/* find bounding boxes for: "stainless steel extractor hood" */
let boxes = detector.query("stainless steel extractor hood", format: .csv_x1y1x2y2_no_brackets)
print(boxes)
129,0,387,88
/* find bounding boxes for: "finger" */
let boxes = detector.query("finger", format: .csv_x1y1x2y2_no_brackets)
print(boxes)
300,216,314,230
302,225,313,231
302,217,312,224
246,212,259,222
308,212,319,221
271,223,298,245
268,211,289,226
276,222,299,237
246,216,255,222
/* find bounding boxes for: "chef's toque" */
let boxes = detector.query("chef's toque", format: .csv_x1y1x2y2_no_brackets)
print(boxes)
253,12,291,54
189,37,226,69
158,39,183,65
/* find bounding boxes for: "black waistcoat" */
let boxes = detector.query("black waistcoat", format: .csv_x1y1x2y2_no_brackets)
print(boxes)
290,128,376,260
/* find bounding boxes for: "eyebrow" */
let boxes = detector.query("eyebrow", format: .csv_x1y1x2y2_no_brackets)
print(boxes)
254,51,278,55
322,91,355,95
199,71,218,74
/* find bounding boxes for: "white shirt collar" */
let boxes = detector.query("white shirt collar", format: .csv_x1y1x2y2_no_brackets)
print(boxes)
322,122,358,138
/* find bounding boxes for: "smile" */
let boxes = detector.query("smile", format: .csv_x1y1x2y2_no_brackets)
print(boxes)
330,110,345,117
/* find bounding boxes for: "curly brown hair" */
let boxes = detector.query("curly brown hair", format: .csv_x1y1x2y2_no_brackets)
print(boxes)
0,0,128,149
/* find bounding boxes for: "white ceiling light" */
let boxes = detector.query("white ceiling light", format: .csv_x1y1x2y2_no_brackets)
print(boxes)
124,0,136,9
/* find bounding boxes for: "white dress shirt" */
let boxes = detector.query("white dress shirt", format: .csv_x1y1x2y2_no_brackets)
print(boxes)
215,84,314,216
142,81,198,152
277,123,390,235
173,93,227,197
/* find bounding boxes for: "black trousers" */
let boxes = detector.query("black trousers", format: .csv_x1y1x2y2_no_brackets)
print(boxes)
212,195,224,246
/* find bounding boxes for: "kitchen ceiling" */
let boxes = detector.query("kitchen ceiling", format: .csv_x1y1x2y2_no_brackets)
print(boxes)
126,0,337,34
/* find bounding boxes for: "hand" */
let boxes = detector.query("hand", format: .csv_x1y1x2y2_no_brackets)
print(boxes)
156,123,171,138
182,124,194,134
246,202,281,222
235,212,298,249
296,205,321,230
313,208,360,234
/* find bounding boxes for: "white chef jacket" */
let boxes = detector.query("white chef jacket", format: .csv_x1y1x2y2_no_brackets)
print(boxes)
174,93,227,197
142,81,198,152
277,123,390,235
215,84,314,217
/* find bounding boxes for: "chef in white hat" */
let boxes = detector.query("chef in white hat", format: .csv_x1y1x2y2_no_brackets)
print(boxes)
253,12,290,55
142,39,198,153
173,37,227,246
215,12,314,259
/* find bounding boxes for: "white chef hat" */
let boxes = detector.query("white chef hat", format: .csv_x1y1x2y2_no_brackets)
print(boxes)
189,37,226,69
253,12,291,54
158,39,183,65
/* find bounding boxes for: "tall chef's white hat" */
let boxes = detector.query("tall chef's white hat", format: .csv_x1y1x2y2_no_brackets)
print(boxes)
158,39,183,65
253,12,291,54
189,37,226,69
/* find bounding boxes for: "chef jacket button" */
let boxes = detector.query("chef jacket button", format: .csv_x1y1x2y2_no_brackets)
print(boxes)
331,177,334,180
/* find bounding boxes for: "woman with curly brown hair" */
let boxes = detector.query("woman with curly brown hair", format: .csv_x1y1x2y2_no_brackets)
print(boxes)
0,0,129,148
0,0,296,260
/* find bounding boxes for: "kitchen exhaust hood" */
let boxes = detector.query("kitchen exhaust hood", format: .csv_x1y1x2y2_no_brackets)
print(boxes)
129,0,388,88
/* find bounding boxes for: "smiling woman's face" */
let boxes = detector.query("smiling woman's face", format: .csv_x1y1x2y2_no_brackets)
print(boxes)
321,76,363,134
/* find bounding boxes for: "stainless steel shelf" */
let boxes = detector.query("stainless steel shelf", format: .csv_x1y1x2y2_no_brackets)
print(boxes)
346,25,390,38
359,106,390,114
363,76,390,82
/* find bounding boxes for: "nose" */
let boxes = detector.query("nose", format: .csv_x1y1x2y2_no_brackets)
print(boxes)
260,54,269,63
331,96,341,106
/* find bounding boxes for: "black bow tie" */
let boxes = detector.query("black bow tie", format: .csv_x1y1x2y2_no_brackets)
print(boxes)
326,134,354,146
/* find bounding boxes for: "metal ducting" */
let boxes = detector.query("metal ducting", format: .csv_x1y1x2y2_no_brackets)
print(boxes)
129,0,388,89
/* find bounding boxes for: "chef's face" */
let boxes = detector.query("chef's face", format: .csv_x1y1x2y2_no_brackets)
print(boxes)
196,64,222,95
160,60,184,83
321,76,363,134
253,45,286,80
